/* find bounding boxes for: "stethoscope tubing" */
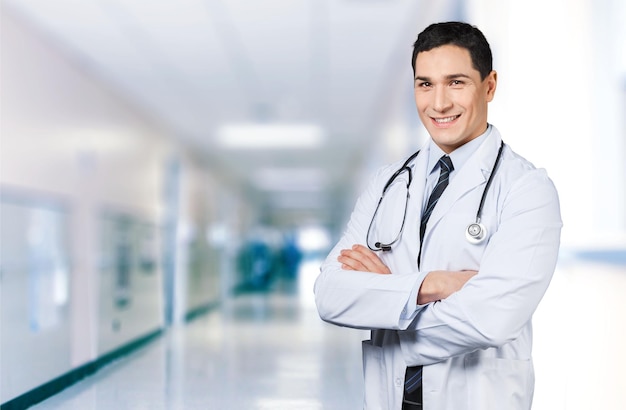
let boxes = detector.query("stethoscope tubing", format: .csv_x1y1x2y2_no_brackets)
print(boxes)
366,141,505,252
366,151,419,252
475,141,505,224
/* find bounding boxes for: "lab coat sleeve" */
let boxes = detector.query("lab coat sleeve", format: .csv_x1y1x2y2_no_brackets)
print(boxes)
399,169,562,366
314,167,427,330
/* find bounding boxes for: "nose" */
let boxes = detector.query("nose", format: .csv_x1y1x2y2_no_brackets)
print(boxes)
433,87,452,112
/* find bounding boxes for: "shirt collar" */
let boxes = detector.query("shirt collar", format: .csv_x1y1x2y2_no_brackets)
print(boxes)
426,124,493,176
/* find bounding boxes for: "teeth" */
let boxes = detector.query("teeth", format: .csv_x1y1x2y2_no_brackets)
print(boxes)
434,116,458,123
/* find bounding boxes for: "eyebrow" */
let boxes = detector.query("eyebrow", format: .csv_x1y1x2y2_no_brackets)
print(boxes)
414,73,473,81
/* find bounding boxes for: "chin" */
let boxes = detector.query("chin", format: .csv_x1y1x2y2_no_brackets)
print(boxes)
430,131,461,144
432,135,468,152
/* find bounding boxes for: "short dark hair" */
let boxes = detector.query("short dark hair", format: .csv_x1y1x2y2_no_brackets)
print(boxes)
411,22,493,80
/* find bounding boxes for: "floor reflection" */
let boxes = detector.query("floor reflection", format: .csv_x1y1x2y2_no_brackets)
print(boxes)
33,276,367,409
32,258,626,409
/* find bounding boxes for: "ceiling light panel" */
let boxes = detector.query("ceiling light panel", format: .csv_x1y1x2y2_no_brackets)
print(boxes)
217,123,324,149
253,168,326,192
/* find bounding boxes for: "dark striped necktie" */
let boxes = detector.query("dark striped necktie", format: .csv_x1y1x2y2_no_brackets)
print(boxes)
420,155,454,244
417,155,454,268
407,155,454,398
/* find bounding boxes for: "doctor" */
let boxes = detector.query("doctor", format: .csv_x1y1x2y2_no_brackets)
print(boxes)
314,22,562,410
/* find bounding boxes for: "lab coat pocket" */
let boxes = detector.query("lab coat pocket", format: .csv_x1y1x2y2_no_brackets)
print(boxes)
362,340,388,409
465,356,533,410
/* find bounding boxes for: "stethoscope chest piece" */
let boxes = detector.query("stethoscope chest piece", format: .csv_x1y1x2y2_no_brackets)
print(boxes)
366,140,505,252
465,222,487,244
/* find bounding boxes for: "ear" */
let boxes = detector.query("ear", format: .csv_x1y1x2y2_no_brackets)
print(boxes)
485,70,497,102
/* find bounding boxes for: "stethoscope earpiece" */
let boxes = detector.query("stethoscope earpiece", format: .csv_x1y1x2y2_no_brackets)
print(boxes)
465,222,487,244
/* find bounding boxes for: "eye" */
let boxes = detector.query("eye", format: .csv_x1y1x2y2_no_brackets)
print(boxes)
450,79,464,86
416,81,431,88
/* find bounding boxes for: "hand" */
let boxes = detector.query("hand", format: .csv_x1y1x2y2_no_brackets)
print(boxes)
418,270,478,304
337,244,391,275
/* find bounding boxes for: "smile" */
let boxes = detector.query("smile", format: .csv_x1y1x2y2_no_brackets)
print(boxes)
433,115,460,124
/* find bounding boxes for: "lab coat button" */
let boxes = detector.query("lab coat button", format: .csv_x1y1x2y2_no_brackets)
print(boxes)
395,377,402,387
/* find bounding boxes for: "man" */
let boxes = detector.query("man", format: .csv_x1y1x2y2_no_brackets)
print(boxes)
314,22,562,410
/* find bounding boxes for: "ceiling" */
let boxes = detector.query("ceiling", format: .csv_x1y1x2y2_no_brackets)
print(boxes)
2,0,460,227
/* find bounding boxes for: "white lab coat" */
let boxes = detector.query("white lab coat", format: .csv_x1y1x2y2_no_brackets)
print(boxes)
314,126,562,410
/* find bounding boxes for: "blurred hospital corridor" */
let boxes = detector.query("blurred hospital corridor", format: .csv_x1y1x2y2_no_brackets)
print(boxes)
17,258,626,410
28,270,367,410
1,0,625,409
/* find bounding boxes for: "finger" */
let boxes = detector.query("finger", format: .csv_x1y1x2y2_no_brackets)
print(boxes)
338,246,391,274
338,250,367,271
351,245,380,265
351,245,391,274
339,249,375,272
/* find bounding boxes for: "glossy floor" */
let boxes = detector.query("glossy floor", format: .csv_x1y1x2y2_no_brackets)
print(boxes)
33,259,626,409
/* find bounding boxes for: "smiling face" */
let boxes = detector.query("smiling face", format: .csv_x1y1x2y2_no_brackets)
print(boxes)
413,44,497,153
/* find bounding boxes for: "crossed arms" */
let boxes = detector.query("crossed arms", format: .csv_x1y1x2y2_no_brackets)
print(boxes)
314,165,562,365
338,244,477,305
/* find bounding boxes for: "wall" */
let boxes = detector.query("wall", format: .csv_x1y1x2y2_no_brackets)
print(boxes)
467,0,626,247
0,9,228,403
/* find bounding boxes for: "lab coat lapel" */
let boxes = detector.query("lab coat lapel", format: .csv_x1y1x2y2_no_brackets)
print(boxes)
424,132,502,238
402,140,430,251
408,141,430,208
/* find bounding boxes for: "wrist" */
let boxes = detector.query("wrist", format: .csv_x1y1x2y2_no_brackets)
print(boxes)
417,271,442,304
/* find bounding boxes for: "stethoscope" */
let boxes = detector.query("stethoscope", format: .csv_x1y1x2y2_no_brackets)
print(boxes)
366,141,505,252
